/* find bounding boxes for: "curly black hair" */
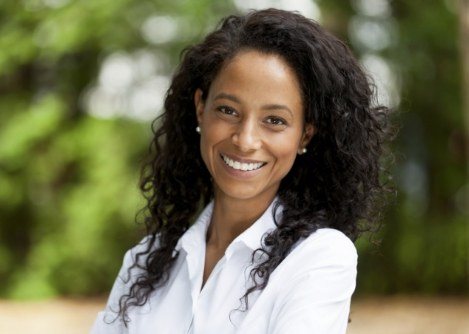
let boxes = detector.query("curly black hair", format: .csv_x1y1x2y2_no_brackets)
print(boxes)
116,8,393,323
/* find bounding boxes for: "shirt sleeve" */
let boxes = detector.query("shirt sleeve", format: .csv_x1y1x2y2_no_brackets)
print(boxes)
269,230,357,334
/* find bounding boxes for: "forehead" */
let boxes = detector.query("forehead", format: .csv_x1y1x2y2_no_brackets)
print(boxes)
207,50,303,110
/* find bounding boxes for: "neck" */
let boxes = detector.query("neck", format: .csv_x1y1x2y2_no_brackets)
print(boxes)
206,188,278,250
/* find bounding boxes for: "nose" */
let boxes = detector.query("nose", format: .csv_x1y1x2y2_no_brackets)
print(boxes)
231,119,262,152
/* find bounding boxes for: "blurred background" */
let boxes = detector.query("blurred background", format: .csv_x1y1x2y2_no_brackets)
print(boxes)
0,0,468,333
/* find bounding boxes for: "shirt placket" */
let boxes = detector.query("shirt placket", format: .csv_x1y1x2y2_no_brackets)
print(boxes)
181,239,205,334
187,256,227,334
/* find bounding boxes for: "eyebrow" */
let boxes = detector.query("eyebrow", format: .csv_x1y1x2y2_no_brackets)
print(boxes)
263,104,293,118
214,93,241,104
213,92,294,117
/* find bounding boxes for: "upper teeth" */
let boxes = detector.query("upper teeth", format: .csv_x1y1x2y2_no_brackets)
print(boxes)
222,154,264,171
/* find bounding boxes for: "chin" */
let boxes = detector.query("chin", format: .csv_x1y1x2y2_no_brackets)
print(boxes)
215,181,278,202
220,188,260,201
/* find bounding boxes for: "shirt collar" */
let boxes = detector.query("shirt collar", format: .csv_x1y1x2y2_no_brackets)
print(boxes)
225,197,282,258
175,201,213,255
175,196,282,259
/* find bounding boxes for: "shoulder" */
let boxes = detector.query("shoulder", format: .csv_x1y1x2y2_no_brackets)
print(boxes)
119,234,160,280
268,228,358,303
91,235,159,332
296,228,357,264
277,228,357,279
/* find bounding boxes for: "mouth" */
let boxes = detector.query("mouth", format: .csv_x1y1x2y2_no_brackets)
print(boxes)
220,154,267,172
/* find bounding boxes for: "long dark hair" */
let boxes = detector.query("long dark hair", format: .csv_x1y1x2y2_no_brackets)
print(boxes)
117,8,393,323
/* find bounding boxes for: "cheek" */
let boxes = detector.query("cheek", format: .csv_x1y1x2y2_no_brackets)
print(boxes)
270,137,300,169
199,136,209,166
277,145,298,166
199,124,227,163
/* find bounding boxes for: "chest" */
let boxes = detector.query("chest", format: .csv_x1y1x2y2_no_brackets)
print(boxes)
127,248,278,334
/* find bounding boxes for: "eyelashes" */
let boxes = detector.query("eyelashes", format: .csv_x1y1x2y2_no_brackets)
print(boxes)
265,116,287,126
216,105,237,116
215,105,289,128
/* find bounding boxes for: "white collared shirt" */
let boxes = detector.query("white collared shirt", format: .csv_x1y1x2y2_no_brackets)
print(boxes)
91,199,357,334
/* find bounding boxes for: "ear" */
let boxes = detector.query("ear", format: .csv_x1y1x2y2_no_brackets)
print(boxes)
300,123,315,148
194,88,205,124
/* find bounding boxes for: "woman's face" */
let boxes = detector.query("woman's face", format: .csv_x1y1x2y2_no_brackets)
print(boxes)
194,50,314,202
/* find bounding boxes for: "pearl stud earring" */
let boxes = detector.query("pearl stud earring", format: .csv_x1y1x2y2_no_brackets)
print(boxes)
298,148,307,155
196,126,201,133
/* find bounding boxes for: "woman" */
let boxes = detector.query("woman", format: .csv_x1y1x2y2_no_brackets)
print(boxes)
92,8,390,334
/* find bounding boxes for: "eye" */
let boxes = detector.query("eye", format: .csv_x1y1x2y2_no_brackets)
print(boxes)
216,105,237,116
265,116,287,126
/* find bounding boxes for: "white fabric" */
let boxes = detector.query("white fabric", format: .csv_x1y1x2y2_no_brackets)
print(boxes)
91,199,357,334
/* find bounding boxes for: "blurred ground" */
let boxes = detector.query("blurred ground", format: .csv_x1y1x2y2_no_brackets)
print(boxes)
0,296,468,334
347,296,469,334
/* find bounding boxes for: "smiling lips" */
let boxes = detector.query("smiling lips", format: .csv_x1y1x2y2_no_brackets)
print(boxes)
220,154,267,172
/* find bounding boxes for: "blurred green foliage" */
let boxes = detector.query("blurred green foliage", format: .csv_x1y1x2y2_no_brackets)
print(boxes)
0,0,467,299
0,0,236,298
